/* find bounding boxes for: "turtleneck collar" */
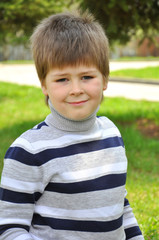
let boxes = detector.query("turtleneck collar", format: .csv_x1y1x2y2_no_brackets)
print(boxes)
45,99,97,132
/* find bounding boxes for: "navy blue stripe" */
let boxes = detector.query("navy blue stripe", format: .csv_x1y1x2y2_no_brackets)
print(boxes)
33,121,48,130
125,226,142,239
4,147,35,166
124,198,130,207
5,136,124,166
0,224,29,235
33,213,123,232
0,188,41,204
45,173,126,194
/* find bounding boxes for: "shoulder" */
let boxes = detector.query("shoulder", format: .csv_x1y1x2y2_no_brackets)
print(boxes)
4,119,53,166
18,121,49,143
96,116,120,132
8,116,70,156
7,120,50,153
95,116,125,152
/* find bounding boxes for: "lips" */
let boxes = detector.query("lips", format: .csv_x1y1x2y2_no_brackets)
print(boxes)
68,100,88,105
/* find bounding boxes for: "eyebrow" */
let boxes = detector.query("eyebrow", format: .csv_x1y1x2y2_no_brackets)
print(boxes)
51,70,97,77
52,73,68,77
80,70,97,75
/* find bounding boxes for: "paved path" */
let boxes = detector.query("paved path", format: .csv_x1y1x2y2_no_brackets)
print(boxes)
109,61,159,102
109,60,159,71
0,61,159,102
0,64,40,87
105,81,159,102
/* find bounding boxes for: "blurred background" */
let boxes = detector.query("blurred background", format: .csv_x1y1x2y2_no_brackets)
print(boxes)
0,0,159,61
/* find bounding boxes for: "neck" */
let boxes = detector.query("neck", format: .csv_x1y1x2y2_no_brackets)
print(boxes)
46,99,97,132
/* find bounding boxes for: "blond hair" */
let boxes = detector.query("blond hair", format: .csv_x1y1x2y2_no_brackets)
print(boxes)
30,11,109,84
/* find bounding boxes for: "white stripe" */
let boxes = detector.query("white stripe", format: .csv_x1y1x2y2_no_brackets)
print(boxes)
35,204,123,219
59,161,127,182
30,234,42,240
0,217,30,226
12,127,120,152
12,138,32,149
14,234,32,240
123,217,138,228
1,177,44,193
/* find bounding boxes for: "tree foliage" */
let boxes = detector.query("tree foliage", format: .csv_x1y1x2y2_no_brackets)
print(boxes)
80,0,159,45
0,0,72,45
1,0,159,48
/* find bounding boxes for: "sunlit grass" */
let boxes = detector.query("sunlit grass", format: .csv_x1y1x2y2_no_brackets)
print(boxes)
110,66,159,81
0,60,34,64
111,56,159,61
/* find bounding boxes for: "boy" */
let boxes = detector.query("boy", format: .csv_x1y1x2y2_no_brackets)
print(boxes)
0,11,144,240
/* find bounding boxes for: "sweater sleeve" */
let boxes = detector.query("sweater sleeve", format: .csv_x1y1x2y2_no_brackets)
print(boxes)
123,197,144,240
0,141,44,240
102,117,144,239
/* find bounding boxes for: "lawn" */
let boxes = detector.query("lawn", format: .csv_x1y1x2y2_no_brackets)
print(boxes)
110,66,159,82
0,81,159,239
111,56,159,61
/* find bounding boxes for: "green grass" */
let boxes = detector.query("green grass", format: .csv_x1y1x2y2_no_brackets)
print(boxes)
0,81,159,239
110,66,159,81
0,60,34,64
111,56,159,61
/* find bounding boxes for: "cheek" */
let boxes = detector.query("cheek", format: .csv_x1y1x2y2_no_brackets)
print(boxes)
49,86,67,102
89,82,104,97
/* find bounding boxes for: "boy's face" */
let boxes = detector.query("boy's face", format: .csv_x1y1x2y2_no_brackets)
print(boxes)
42,65,107,121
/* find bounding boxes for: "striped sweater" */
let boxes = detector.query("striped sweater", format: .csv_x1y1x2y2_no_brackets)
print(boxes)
0,103,144,240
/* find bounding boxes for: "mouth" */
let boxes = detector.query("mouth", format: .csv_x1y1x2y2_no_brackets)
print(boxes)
68,100,88,106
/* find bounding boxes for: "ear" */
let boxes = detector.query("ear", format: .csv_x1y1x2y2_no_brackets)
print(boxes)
103,80,107,91
102,76,108,91
103,83,107,91
41,83,48,96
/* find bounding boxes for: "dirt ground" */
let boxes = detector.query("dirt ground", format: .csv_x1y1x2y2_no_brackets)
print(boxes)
137,119,159,139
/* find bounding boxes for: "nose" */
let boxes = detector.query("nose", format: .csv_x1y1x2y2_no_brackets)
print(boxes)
70,80,84,96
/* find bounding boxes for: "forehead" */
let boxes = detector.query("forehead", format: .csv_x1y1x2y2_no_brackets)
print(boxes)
47,64,101,76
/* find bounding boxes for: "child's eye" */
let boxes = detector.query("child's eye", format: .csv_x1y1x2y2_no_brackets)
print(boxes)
82,76,93,80
56,78,68,82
